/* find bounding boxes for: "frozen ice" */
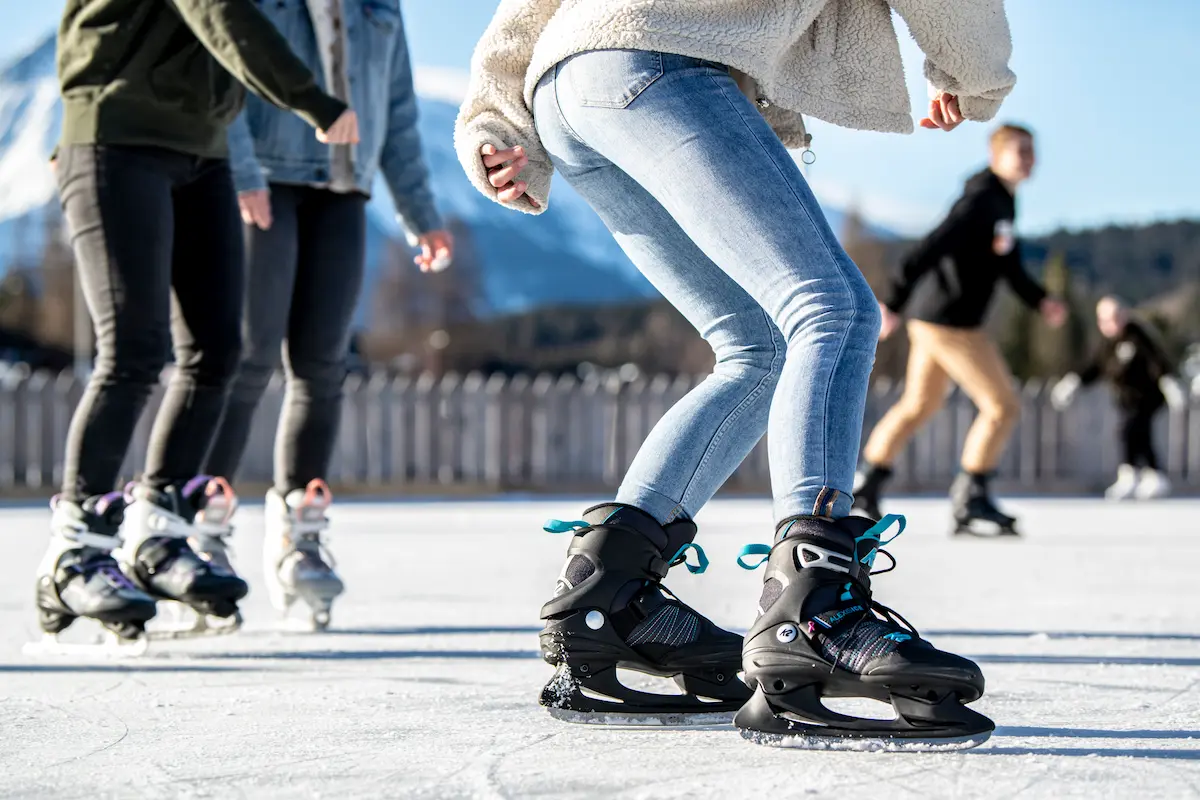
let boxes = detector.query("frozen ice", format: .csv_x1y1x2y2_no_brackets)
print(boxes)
3,497,1199,798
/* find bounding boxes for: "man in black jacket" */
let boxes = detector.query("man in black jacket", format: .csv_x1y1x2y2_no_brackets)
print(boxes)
854,125,1066,534
1051,296,1185,500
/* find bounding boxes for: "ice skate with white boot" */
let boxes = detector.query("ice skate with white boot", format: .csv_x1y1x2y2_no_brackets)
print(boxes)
1105,464,1139,501
951,472,1018,537
264,479,343,631
1134,468,1171,500
115,477,249,640
25,493,158,657
538,504,750,726
735,514,994,751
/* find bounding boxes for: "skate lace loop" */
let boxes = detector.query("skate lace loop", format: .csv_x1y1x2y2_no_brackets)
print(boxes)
735,515,906,574
543,518,589,533
543,519,708,575
667,543,708,575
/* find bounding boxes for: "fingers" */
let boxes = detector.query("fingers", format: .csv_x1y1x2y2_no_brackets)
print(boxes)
238,200,255,227
487,156,529,188
316,111,361,144
480,144,525,169
497,181,528,203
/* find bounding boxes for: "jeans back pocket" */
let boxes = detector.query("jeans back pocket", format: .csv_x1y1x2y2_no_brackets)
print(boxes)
568,50,664,109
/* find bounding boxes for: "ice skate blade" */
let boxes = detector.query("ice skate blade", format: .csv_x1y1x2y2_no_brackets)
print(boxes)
23,633,148,659
546,706,734,728
145,608,242,640
740,728,992,752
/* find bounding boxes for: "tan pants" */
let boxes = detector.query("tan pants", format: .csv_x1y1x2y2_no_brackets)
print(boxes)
863,320,1020,473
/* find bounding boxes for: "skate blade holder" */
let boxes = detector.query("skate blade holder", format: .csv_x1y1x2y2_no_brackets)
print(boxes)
23,631,149,659
144,602,242,641
541,663,743,728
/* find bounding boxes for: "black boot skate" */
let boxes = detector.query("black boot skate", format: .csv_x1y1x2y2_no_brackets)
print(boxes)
538,503,750,725
951,472,1018,537
851,464,891,520
116,477,249,637
27,493,158,654
735,514,994,750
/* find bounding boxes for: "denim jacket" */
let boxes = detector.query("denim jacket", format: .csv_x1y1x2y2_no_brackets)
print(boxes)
228,0,442,238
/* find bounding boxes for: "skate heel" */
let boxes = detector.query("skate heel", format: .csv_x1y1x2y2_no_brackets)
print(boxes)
36,598,76,635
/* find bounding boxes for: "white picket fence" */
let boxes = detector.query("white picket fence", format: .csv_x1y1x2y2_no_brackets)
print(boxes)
0,366,1195,494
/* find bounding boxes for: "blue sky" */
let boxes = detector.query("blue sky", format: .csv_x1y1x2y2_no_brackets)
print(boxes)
5,1,1199,235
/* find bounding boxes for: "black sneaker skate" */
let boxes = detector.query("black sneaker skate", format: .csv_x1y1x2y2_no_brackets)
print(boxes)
538,504,750,725
115,477,249,637
951,472,1018,537
28,493,158,654
851,464,891,520
735,514,993,750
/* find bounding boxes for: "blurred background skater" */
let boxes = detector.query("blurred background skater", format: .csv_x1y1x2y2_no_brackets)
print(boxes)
459,0,1020,749
854,125,1067,536
1051,296,1185,501
203,0,452,631
33,0,358,652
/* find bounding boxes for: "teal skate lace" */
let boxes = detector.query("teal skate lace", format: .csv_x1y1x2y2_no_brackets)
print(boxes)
737,515,920,671
543,518,710,574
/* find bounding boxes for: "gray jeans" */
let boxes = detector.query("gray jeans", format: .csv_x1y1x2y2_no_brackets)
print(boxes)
205,183,366,494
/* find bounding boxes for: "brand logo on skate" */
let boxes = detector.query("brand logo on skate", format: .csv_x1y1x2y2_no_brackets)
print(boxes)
776,624,798,643
824,605,864,626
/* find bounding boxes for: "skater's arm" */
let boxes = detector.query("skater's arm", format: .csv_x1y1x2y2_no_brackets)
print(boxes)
999,252,1048,311
379,10,444,241
168,0,347,132
226,111,266,194
887,0,1017,122
454,0,559,213
1132,321,1175,380
883,194,984,312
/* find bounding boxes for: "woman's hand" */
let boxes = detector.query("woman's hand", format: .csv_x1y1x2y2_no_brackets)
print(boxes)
919,93,964,132
317,110,360,144
480,144,539,207
415,230,454,273
238,189,272,230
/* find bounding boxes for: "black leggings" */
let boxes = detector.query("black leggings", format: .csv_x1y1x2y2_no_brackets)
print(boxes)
1120,402,1163,470
57,145,243,501
204,184,366,495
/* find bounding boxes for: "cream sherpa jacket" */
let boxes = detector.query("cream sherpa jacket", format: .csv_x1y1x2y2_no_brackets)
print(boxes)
456,0,1017,214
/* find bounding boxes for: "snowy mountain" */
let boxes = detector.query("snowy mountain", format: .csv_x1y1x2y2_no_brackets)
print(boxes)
0,33,893,320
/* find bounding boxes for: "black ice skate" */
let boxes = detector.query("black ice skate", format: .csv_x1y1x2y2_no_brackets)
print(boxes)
115,477,249,638
27,493,158,656
851,464,891,520
735,514,994,750
538,504,750,725
951,472,1018,537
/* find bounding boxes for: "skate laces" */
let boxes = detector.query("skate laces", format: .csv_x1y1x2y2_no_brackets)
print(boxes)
543,519,709,574
737,515,920,648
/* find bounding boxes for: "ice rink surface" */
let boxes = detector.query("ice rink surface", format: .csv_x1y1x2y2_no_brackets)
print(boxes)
2,497,1198,799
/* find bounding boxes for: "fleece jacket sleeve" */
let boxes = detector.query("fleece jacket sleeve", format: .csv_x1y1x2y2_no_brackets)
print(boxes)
454,0,560,214
886,0,1017,121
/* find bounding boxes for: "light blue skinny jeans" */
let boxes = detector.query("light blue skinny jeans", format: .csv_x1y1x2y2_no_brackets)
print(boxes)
533,51,881,524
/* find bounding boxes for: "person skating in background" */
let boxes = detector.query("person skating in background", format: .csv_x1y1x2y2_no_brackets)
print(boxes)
1051,296,1186,500
854,125,1068,536
202,1,452,631
34,0,358,650
459,0,1019,749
